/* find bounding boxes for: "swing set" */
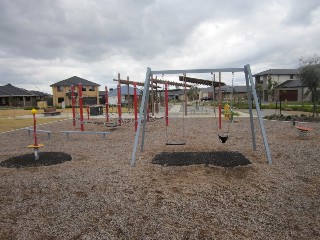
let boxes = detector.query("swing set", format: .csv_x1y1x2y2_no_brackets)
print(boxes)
131,65,273,166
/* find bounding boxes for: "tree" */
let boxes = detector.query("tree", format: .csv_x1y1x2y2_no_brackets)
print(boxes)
299,55,320,117
267,75,278,101
187,86,199,101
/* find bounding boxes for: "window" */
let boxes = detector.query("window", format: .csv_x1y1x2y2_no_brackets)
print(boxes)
25,97,30,101
82,86,87,91
88,86,95,91
290,74,294,79
58,97,64,103
57,86,64,92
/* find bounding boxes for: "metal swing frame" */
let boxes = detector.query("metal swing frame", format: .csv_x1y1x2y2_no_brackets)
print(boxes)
131,65,272,166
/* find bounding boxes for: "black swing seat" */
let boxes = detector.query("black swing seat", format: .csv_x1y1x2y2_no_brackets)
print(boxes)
166,140,186,145
218,133,229,143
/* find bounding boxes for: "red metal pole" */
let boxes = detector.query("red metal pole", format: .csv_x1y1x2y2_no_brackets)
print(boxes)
105,86,109,122
165,81,169,126
33,113,38,146
133,83,138,132
78,83,84,131
117,73,122,125
86,105,90,120
71,85,76,127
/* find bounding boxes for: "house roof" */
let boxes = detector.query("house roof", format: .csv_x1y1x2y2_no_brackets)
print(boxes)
0,84,34,97
108,86,142,97
50,76,100,87
276,79,305,88
254,69,298,76
28,90,50,97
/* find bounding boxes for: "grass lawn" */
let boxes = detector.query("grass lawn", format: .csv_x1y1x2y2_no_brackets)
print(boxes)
0,109,67,132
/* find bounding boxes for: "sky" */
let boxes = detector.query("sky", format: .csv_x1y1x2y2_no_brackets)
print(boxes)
0,0,320,93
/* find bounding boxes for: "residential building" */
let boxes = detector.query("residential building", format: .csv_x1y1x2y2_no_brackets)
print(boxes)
105,85,142,106
0,84,37,107
50,76,100,106
254,69,299,101
274,79,310,102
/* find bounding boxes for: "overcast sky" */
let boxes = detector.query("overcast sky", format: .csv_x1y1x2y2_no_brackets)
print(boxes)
0,0,319,93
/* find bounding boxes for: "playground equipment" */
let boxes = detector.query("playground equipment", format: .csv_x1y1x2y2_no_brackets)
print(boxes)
27,108,44,160
131,65,273,166
296,125,313,138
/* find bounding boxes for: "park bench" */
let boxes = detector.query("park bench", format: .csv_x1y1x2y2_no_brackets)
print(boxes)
61,131,111,140
296,126,313,138
25,128,52,140
43,107,62,116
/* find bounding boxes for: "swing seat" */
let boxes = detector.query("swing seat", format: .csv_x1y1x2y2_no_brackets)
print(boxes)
218,134,229,143
166,140,186,145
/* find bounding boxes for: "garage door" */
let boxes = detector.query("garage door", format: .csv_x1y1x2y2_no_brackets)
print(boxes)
280,90,298,101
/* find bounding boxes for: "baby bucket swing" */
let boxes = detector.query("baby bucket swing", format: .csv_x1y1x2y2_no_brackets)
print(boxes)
213,72,234,143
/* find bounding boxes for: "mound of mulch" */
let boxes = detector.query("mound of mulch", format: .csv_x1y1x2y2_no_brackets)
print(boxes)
152,151,252,167
0,152,72,168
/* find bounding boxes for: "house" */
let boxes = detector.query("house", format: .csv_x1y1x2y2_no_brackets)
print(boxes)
274,79,310,102
199,85,250,102
104,85,142,106
254,69,299,101
50,76,100,106
0,84,36,107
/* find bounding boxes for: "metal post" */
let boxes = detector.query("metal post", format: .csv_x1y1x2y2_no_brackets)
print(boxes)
245,64,272,164
71,85,76,127
105,86,109,122
117,73,122,125
165,81,169,126
140,75,151,151
218,72,222,129
86,105,90,121
133,83,138,132
78,83,84,131
184,73,187,116
245,71,256,151
33,113,38,146
131,68,151,166
151,76,154,116
127,76,130,112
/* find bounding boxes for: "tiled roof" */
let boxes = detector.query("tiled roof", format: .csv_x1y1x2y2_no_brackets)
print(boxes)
50,76,100,87
254,69,298,76
28,90,51,97
276,80,305,88
0,84,34,97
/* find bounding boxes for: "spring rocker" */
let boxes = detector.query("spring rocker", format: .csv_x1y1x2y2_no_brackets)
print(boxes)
27,108,44,160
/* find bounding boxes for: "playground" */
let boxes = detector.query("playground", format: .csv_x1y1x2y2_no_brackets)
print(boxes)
0,66,319,239
0,106,319,239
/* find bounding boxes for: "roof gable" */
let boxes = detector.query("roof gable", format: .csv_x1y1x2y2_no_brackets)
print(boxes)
50,76,100,87
276,79,305,88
